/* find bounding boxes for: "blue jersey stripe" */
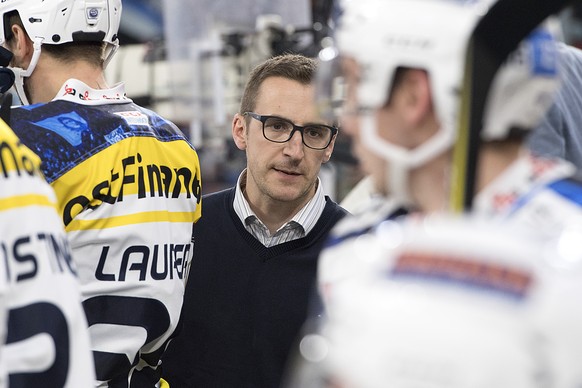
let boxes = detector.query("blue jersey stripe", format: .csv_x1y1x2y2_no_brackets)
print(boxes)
548,178,582,205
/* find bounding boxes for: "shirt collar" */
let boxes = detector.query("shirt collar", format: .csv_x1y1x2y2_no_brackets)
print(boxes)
53,78,132,106
233,170,257,226
233,169,327,235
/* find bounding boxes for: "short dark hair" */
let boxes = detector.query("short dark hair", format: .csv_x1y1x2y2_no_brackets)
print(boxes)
4,10,105,68
239,54,317,115
42,41,106,68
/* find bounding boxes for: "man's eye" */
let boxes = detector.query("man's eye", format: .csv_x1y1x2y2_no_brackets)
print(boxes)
305,127,325,138
266,119,290,131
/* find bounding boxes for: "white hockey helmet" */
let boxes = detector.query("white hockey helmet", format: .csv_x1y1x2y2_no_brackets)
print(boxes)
320,0,559,209
0,0,122,104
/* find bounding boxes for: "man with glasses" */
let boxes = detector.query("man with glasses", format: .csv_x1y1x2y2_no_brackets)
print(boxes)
161,54,347,388
243,112,338,151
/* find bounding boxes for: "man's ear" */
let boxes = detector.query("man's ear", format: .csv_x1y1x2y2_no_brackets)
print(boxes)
232,113,248,150
322,134,337,163
9,24,33,67
400,69,432,127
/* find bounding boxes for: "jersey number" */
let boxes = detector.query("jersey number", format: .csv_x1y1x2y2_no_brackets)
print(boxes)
6,302,69,387
83,295,171,387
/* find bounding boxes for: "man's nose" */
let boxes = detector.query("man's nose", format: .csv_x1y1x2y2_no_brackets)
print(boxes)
283,130,305,158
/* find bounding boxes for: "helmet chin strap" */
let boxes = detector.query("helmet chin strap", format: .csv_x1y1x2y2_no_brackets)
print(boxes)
360,113,414,208
387,157,412,209
10,39,42,106
359,99,461,211
103,42,119,70
12,67,30,105
11,40,119,105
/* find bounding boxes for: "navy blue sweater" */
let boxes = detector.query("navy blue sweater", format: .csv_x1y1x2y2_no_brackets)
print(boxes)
162,187,347,388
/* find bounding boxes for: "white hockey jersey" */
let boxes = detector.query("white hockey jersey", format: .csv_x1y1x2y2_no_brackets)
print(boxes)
0,119,95,387
10,79,202,387
309,153,582,387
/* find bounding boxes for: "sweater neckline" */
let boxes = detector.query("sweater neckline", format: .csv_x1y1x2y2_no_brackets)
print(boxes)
224,187,341,260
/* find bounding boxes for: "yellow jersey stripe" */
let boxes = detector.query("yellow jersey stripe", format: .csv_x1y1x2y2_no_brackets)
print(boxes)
66,210,198,231
0,194,56,211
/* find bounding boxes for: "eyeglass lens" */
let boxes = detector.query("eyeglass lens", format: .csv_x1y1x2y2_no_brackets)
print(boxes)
262,116,332,149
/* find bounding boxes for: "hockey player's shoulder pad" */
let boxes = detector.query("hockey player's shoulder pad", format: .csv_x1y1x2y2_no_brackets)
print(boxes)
325,197,409,249
547,174,582,207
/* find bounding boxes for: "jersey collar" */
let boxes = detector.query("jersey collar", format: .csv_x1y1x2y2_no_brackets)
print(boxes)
53,78,132,106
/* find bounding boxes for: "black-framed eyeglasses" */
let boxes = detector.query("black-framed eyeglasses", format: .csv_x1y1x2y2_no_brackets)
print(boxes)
244,112,338,150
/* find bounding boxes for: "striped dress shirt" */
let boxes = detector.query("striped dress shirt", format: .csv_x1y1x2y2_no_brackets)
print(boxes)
233,169,326,247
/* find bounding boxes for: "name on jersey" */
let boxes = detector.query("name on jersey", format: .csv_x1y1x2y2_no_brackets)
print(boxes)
63,152,201,225
96,243,191,282
0,139,42,178
1,233,76,283
390,251,533,299
115,111,149,126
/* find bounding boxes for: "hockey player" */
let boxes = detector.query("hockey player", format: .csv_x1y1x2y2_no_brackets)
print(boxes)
0,1,202,387
0,117,95,387
285,0,582,386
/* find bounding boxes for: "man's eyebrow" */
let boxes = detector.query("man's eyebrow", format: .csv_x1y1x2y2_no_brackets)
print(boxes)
263,113,335,127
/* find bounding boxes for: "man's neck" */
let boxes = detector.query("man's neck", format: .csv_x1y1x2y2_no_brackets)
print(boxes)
410,141,522,213
242,175,317,234
249,198,309,234
28,56,108,104
410,151,449,213
476,140,522,193
409,140,521,214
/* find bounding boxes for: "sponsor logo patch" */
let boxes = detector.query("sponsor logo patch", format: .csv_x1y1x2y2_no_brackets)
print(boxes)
115,111,150,126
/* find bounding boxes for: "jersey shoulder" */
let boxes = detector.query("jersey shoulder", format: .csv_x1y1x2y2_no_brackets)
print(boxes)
325,196,408,249
10,101,195,183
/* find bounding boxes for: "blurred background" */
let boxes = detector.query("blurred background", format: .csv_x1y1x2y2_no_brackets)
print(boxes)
110,0,582,201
